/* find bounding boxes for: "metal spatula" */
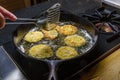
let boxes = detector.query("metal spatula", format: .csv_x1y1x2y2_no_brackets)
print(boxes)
46,3,61,30
5,3,61,29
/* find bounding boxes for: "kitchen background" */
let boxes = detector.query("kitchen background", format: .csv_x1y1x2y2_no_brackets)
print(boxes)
0,0,120,80
0,0,47,12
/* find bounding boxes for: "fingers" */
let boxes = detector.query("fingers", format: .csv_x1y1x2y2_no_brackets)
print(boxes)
0,6,17,21
0,12,5,29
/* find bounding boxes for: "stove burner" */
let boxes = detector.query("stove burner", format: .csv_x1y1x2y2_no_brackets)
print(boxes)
83,7,120,33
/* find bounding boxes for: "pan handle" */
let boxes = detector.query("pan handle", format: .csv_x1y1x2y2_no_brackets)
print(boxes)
45,60,59,80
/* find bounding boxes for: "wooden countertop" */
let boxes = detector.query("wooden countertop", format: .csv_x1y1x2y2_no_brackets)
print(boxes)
80,43,120,80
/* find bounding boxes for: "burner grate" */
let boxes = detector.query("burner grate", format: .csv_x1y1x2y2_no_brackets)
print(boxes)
83,7,120,33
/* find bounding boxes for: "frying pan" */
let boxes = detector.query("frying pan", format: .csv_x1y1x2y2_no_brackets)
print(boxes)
13,11,98,80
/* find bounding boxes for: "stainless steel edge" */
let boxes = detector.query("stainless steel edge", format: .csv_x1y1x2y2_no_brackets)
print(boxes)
0,46,28,80
102,0,120,9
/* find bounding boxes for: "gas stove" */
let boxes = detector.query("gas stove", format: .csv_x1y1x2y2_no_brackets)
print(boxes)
66,5,120,80
0,1,120,80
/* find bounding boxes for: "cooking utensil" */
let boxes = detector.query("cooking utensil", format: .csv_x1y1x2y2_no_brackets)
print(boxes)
6,3,61,29
13,11,98,80
46,3,61,30
6,18,47,25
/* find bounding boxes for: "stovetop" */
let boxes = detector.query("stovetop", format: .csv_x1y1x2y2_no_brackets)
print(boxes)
0,1,120,80
2,29,120,80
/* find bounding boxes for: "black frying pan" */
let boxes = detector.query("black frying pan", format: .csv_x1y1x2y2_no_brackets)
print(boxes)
13,11,98,80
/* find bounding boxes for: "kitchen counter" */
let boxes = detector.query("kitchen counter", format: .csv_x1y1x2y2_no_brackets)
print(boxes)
80,44,120,80
102,0,120,9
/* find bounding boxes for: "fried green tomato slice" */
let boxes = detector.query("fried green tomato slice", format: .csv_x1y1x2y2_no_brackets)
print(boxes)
64,34,86,47
56,46,78,60
24,31,44,42
29,44,53,59
60,25,78,35
42,29,58,40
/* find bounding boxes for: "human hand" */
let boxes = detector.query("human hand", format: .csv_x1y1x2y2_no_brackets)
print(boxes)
0,6,17,29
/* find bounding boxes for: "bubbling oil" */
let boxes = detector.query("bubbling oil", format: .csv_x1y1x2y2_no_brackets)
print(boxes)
18,21,94,60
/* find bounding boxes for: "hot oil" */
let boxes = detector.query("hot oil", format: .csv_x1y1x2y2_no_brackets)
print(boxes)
18,21,94,60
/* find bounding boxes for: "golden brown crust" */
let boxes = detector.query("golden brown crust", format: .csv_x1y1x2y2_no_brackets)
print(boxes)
24,31,44,42
54,25,60,32
64,34,86,47
56,46,78,60
46,23,58,30
60,25,78,35
42,29,58,40
29,44,53,59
